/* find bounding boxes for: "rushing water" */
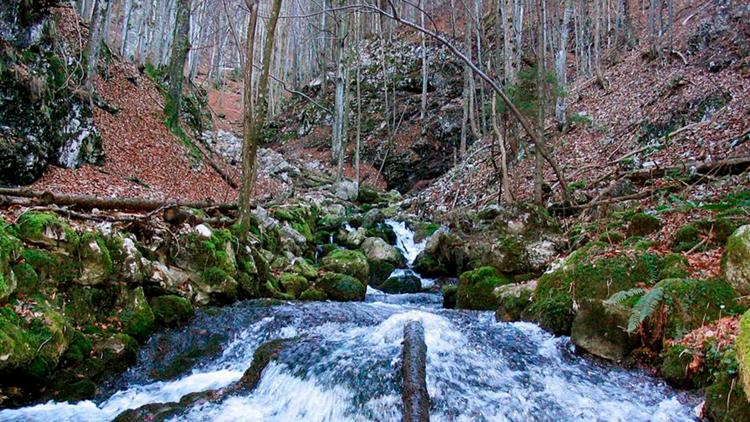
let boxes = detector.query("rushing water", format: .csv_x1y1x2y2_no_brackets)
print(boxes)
0,220,701,422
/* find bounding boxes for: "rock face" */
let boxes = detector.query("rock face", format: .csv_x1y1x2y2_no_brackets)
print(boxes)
571,300,638,362
456,267,512,310
0,1,103,186
723,225,750,295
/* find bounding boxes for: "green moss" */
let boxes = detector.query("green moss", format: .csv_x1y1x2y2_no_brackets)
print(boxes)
0,225,22,302
316,273,366,301
736,310,750,396
660,345,708,388
528,243,663,335
150,295,194,328
15,212,78,248
11,262,38,294
64,285,116,325
61,330,92,366
598,231,624,244
442,285,458,309
320,249,369,283
413,254,448,278
117,287,155,342
705,370,750,422
181,228,238,274
368,260,395,287
22,248,80,284
626,213,662,237
456,266,512,310
279,273,309,299
658,253,689,280
299,287,328,301
150,333,225,381
673,223,700,252
289,258,317,280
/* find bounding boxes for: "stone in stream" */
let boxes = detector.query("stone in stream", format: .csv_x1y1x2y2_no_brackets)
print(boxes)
402,320,430,422
380,272,422,294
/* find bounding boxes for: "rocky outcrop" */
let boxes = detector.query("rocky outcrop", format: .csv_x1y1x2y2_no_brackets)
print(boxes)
723,225,750,295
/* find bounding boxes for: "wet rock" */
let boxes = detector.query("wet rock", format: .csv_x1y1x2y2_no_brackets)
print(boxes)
368,260,396,287
93,334,139,374
116,287,155,342
571,300,638,362
402,321,429,422
343,227,368,248
15,212,77,249
723,225,750,295
320,249,369,283
442,285,457,309
361,237,404,267
299,287,328,301
494,280,536,322
150,295,194,328
147,261,194,294
279,273,309,298
456,266,512,310
317,272,366,301
381,272,422,294
77,233,113,286
413,228,464,277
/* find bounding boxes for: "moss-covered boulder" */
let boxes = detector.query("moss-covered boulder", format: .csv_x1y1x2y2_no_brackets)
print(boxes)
289,257,318,280
571,299,638,362
316,272,366,301
723,225,750,295
150,295,194,328
737,309,750,398
673,218,738,253
320,249,369,283
92,333,139,374
660,345,708,388
117,287,155,342
658,253,690,280
0,225,21,303
456,266,512,310
494,280,535,322
193,267,239,306
360,237,404,267
15,212,78,249
368,260,395,288
77,232,114,285
380,272,421,294
299,287,328,301
527,243,662,335
704,371,750,422
279,273,309,299
413,229,463,277
626,213,662,237
660,278,741,340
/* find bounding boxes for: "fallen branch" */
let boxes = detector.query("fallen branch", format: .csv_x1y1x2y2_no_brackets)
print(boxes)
0,189,237,212
622,156,750,182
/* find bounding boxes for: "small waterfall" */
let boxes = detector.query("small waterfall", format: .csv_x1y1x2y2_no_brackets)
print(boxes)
384,220,426,266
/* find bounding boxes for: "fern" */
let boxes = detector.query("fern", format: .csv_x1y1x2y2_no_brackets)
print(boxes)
626,287,665,334
604,288,646,305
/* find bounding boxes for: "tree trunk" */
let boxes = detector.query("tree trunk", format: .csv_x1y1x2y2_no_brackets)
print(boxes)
238,0,283,230
419,0,428,124
555,0,572,128
84,0,109,98
332,3,348,180
534,0,545,205
166,0,191,127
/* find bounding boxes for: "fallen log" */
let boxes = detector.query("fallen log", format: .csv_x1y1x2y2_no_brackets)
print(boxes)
402,320,430,422
622,156,750,182
0,188,237,212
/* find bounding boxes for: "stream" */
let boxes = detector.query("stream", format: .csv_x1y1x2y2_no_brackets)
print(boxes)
0,220,701,421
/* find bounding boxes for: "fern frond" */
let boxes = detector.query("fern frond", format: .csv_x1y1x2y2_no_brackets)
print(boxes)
626,287,664,334
605,288,646,305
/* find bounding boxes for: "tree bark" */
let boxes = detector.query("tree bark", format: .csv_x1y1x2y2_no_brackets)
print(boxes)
166,0,191,127
238,0,283,230
555,0,572,128
84,0,109,98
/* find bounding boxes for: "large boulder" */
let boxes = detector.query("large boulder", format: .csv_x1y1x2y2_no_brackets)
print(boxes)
320,249,369,283
413,228,464,277
150,295,194,328
77,233,113,286
571,300,638,362
116,287,155,342
739,310,750,402
361,237,404,267
380,272,422,294
317,273,366,301
494,280,536,322
0,226,21,303
332,181,358,201
723,225,750,295
456,266,512,310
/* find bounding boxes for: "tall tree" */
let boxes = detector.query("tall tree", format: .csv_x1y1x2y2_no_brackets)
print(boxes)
555,0,572,128
166,0,191,127
83,0,109,98
238,0,284,229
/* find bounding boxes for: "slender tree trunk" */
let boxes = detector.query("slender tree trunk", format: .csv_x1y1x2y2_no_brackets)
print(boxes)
120,0,133,57
419,0,428,124
166,0,191,126
355,11,362,189
534,0,546,205
238,0,283,229
84,0,109,98
555,0,572,128
332,3,349,181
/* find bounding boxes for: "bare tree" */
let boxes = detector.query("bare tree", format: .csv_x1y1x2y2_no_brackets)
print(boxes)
166,0,191,126
84,0,110,98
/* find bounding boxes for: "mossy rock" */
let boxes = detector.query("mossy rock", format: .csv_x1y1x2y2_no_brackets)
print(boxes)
658,253,690,280
571,299,638,362
368,260,395,288
723,225,750,295
150,295,194,328
626,213,662,237
117,287,155,342
660,345,708,388
456,266,512,310
194,267,239,305
259,277,294,301
0,225,22,303
289,258,318,280
273,205,315,242
494,281,534,322
316,272,366,301
60,330,93,367
442,285,457,309
299,287,328,301
413,254,448,278
737,309,750,398
704,371,750,422
365,223,397,245
93,333,139,374
320,249,369,283
15,212,78,249
528,243,663,335
598,231,624,244
413,222,440,242
150,332,225,381
22,247,80,285
77,231,114,285
380,272,421,294
357,184,380,204
653,278,742,341
11,262,39,295
175,227,238,274
64,285,117,325
673,219,738,253
279,273,309,299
